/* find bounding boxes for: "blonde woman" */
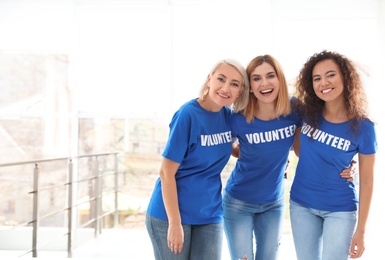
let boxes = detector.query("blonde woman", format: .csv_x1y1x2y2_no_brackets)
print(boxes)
146,59,250,260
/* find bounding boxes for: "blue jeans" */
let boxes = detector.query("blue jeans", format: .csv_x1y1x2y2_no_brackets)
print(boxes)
290,200,357,260
145,213,223,260
223,191,285,260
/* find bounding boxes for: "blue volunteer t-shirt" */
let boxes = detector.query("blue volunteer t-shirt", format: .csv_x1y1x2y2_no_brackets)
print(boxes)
290,116,377,211
146,99,233,224
225,99,301,204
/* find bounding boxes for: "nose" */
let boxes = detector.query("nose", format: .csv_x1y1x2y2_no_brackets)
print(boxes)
321,77,329,86
222,82,231,92
261,77,269,86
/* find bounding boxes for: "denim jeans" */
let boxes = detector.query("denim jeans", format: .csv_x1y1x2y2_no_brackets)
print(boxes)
290,200,357,260
145,213,223,260
223,191,285,260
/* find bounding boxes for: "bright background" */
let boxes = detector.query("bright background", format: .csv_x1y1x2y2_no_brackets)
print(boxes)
0,0,384,257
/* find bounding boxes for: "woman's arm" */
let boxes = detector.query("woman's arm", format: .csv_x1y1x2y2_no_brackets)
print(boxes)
292,127,301,157
159,157,183,254
349,153,375,259
231,140,240,158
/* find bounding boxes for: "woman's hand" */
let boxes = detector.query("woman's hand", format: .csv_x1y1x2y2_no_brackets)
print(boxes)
167,223,184,254
340,160,356,182
232,140,240,158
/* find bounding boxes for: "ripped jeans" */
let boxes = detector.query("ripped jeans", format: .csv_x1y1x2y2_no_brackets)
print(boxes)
223,191,285,260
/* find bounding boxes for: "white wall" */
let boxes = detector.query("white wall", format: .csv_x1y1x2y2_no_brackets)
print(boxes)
1,0,382,117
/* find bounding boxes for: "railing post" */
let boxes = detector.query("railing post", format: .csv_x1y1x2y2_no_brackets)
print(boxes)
114,153,119,228
67,159,74,258
0,152,119,257
32,164,39,258
93,157,100,238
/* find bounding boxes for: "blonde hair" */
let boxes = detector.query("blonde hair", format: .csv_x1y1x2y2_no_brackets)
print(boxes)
198,59,250,112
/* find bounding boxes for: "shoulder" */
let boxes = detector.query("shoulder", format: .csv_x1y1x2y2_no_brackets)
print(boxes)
173,99,200,117
220,106,231,117
168,99,200,127
289,96,302,111
358,118,377,136
357,118,378,153
229,111,245,120
351,117,376,134
230,109,242,116
360,118,376,127
178,99,199,112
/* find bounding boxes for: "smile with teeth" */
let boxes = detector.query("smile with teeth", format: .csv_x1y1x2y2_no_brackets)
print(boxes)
321,88,333,94
260,89,273,94
218,92,230,98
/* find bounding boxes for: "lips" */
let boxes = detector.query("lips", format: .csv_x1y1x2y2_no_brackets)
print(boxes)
217,92,230,98
321,88,333,94
260,89,273,94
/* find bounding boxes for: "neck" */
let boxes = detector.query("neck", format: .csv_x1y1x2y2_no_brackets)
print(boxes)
254,102,276,120
323,102,349,123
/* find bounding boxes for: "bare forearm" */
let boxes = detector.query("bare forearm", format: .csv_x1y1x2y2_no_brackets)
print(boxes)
356,182,373,233
159,158,182,225
161,176,181,225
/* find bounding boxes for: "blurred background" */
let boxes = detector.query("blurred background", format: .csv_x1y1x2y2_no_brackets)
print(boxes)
0,0,383,258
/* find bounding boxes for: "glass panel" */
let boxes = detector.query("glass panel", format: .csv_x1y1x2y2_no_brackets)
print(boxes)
0,117,72,163
0,52,71,163
0,53,69,114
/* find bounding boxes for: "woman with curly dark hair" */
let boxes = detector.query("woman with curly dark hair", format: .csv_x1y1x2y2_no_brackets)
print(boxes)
290,50,377,260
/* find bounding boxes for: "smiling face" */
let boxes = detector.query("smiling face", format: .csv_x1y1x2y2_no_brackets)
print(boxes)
205,63,243,111
312,59,345,103
249,62,279,104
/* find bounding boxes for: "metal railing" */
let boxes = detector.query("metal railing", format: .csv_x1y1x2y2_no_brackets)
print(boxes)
0,152,122,258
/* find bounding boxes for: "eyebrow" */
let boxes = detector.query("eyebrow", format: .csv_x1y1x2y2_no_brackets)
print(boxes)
312,70,337,78
251,71,275,77
219,73,241,83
